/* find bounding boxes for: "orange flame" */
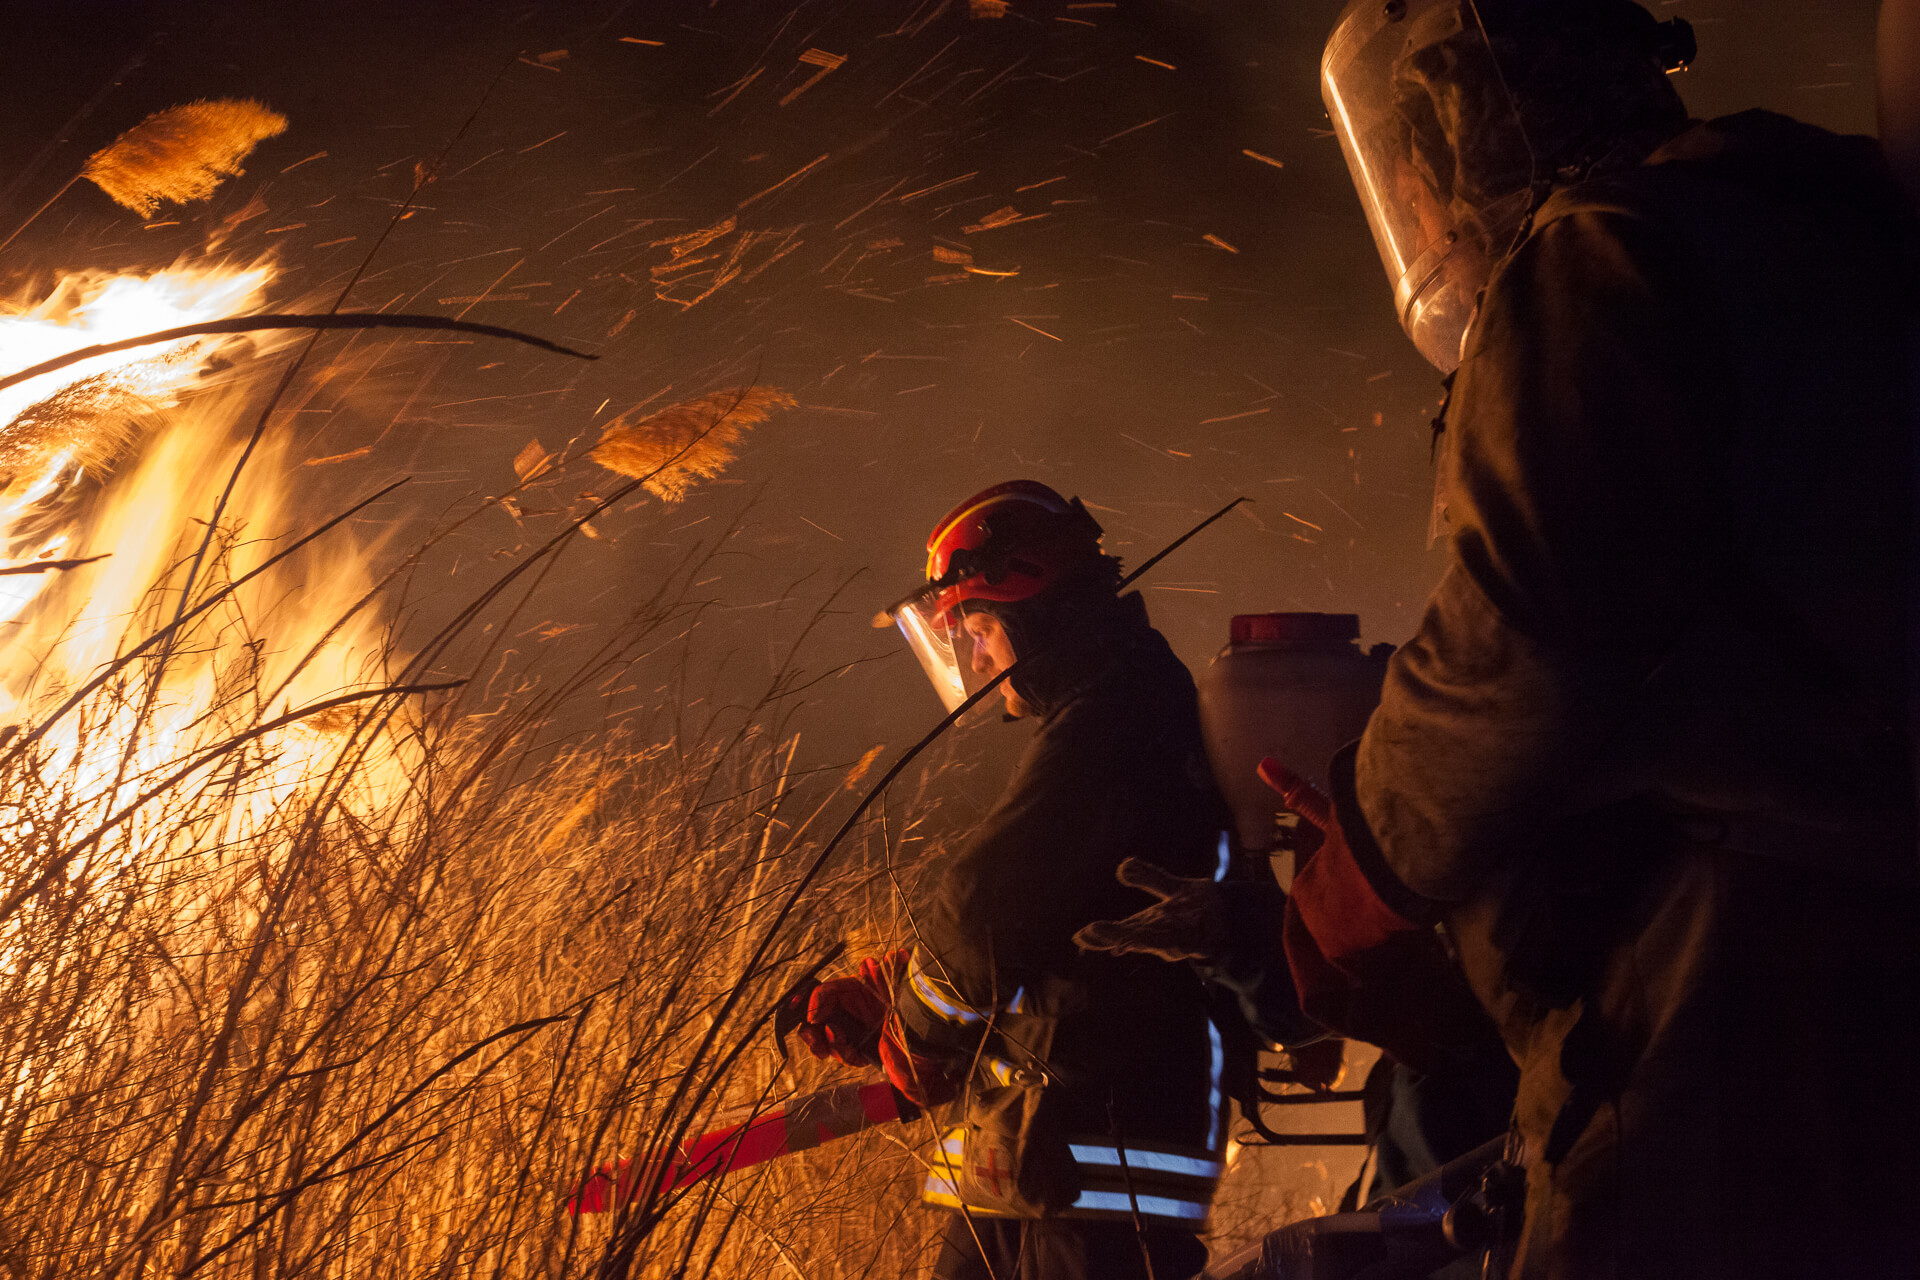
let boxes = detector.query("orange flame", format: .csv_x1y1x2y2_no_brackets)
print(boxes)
0,263,409,878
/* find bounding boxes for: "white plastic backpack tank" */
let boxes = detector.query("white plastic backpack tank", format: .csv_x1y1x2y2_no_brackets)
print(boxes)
1197,613,1390,883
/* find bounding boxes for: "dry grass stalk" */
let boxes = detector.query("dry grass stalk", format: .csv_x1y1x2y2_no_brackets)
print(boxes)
0,368,162,483
0,466,941,1277
589,386,796,502
81,99,288,218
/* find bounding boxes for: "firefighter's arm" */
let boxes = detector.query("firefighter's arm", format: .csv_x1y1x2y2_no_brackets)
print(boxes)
885,947,1013,1106
1269,753,1494,1067
795,741,1065,1085
1356,207,1714,903
793,950,964,1106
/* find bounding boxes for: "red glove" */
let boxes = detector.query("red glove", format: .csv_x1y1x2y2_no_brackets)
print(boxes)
878,1028,960,1108
795,951,906,1067
796,951,965,1106
1259,758,1422,976
1260,758,1499,1072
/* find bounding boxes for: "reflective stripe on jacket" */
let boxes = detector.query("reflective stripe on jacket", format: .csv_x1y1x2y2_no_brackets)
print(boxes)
923,1127,1222,1227
892,595,1231,1223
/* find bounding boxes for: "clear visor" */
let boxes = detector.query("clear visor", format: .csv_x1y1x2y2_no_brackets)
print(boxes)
1322,0,1535,371
889,594,970,713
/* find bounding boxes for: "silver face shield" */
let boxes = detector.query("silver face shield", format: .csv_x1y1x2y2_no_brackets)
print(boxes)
1323,0,1535,371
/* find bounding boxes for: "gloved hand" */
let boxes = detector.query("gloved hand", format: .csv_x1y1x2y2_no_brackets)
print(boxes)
879,1027,961,1108
1261,758,1491,1072
1259,758,1423,978
794,951,906,1068
1071,857,1230,964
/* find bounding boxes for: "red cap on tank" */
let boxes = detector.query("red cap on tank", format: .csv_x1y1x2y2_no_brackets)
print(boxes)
1228,612,1360,650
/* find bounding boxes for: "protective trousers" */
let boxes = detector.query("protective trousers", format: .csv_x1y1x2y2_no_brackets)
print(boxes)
1447,842,1920,1280
930,1213,1207,1280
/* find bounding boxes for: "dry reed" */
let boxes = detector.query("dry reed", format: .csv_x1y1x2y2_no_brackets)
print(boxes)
81,100,288,218
0,368,163,484
0,474,943,1279
589,387,796,503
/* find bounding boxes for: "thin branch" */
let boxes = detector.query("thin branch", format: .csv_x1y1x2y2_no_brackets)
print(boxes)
0,312,596,397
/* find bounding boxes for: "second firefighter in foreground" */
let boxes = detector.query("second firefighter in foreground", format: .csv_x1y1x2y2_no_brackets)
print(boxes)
800,480,1228,1280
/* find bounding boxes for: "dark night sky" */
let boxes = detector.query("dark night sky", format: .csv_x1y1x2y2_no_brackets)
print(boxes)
0,0,1887,776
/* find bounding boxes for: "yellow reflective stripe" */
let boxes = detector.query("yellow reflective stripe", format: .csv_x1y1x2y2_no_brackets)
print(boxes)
922,1176,1018,1217
909,960,986,1025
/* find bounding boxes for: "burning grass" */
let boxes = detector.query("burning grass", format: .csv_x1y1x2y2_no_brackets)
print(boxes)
0,270,937,1278
0,494,943,1279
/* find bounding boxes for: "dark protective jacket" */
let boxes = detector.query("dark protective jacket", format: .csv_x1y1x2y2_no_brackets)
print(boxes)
1343,110,1916,919
1327,112,1919,1278
898,590,1229,1227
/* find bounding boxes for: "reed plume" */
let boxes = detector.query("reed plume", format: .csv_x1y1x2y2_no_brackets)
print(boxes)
589,385,795,502
0,370,160,485
80,99,288,217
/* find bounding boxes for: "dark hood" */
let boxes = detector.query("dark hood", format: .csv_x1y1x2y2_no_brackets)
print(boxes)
972,585,1160,720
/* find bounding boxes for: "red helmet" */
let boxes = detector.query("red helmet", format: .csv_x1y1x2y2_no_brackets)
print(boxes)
923,480,1105,629
876,481,1106,713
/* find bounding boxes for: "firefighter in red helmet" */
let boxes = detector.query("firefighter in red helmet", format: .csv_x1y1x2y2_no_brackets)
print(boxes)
888,480,1110,719
797,480,1229,1280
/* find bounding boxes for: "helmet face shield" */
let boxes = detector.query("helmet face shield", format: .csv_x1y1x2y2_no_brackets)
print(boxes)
882,591,1018,716
883,478,1106,715
890,591,971,713
1323,0,1535,371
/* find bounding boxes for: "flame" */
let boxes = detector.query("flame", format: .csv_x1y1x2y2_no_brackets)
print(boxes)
0,265,271,623
0,265,271,425
0,263,408,884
